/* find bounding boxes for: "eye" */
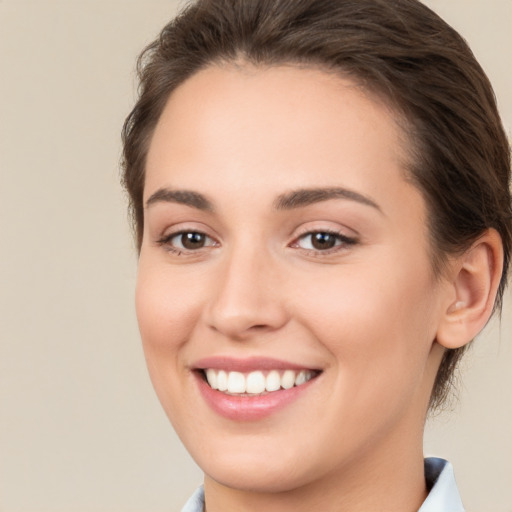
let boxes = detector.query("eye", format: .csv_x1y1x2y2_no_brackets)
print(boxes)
158,231,217,252
293,231,357,252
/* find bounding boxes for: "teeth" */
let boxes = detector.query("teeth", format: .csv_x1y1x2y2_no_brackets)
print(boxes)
227,371,246,394
217,370,228,391
205,369,218,390
295,370,306,386
266,370,281,392
282,370,296,389
246,371,266,394
204,369,316,394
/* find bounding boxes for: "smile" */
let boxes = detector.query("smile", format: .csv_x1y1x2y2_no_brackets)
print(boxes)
203,368,318,395
193,357,323,420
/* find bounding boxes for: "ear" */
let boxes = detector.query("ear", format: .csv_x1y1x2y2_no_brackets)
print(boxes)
436,229,504,349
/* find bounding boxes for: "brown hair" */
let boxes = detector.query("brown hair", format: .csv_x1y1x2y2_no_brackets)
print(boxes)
121,0,511,411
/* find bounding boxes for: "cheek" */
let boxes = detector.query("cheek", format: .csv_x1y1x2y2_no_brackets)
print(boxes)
135,260,204,352
134,260,209,406
134,260,209,425
290,255,438,395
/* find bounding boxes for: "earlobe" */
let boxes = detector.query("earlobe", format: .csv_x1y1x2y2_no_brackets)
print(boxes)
436,229,504,349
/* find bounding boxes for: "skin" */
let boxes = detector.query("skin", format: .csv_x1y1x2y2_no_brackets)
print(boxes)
136,65,499,511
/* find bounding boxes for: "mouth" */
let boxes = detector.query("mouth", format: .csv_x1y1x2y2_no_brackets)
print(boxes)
199,368,321,396
192,357,323,420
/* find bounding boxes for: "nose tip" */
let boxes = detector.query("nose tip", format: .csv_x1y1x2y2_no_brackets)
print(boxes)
204,253,289,340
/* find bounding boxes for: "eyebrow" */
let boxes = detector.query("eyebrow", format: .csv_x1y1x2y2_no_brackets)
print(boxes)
145,188,214,211
145,186,382,214
273,187,382,213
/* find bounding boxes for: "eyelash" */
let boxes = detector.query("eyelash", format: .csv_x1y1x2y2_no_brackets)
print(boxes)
292,230,358,255
156,231,218,255
156,229,358,256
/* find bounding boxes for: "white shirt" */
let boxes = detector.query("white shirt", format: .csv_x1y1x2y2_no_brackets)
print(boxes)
181,457,464,512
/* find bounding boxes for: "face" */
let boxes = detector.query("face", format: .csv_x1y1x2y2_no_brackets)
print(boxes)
137,65,447,494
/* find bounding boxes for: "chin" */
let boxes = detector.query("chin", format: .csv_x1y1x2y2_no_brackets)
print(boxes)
203,458,314,494
185,432,330,494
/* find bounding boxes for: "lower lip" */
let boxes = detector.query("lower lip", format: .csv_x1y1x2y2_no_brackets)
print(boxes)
194,372,318,421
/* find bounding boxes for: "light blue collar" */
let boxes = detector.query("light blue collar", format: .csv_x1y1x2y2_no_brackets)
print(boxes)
419,457,465,511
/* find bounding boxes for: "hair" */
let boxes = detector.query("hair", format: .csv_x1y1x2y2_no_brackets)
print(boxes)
121,0,511,411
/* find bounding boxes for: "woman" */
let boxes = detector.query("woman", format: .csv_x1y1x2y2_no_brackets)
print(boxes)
121,0,511,510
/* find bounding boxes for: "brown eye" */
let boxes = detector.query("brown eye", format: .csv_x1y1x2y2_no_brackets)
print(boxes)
159,231,217,252
294,231,357,252
180,232,206,249
310,232,337,250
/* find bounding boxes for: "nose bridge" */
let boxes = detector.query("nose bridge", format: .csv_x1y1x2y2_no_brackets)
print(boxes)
205,238,287,338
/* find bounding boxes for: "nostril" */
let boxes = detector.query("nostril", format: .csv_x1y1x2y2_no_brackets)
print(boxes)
205,285,289,338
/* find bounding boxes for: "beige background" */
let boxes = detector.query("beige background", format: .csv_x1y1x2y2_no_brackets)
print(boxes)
0,1,510,511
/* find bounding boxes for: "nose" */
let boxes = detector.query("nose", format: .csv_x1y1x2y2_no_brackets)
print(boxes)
204,244,289,340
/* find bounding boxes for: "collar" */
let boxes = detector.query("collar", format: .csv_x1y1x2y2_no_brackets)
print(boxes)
419,457,465,511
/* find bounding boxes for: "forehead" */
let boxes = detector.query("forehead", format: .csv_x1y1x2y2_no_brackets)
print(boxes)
148,64,408,161
145,64,419,218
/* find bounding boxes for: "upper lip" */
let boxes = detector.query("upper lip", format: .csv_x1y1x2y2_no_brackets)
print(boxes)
191,356,321,373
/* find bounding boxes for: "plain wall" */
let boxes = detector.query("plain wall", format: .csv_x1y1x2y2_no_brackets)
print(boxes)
0,1,510,511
